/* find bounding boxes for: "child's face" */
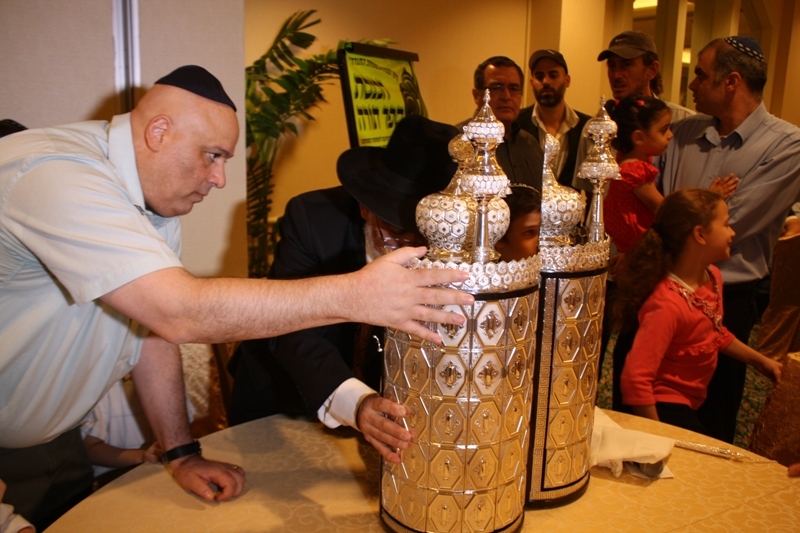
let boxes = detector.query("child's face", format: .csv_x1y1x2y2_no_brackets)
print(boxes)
703,200,736,262
639,109,673,157
496,210,541,261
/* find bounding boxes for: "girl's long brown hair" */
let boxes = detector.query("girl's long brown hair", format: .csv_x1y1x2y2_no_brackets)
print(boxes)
614,188,723,327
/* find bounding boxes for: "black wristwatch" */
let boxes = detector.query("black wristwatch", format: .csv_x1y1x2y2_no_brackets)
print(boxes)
161,440,202,464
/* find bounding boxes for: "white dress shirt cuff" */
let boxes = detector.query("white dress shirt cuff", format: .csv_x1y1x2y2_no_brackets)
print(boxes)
0,502,35,533
316,378,377,430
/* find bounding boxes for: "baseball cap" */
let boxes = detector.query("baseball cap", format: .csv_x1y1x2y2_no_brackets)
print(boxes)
597,31,658,61
529,49,569,74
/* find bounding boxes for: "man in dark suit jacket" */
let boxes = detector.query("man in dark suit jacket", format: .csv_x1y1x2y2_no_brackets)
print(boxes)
517,49,590,188
229,115,458,463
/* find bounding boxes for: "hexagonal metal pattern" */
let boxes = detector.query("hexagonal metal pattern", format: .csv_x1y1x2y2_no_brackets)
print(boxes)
384,337,402,384
558,280,585,319
582,319,600,360
397,483,426,531
434,354,466,396
466,448,498,490
555,323,581,364
475,301,506,347
400,441,428,484
545,447,572,487
509,296,531,342
499,438,524,483
428,494,460,533
548,408,574,447
572,440,590,479
528,271,607,503
430,448,463,491
404,394,429,442
502,394,527,438
432,402,466,445
465,493,496,533
382,470,398,516
473,353,503,396
402,346,430,393
437,305,468,347
505,347,527,391
382,288,537,532
496,481,521,527
586,275,606,316
579,360,596,401
469,402,501,445
551,366,578,406
575,401,593,440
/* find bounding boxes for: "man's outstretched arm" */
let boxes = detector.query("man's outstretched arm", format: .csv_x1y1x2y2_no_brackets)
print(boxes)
103,247,473,345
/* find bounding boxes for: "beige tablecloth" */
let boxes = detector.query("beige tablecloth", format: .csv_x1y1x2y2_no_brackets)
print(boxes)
47,411,800,532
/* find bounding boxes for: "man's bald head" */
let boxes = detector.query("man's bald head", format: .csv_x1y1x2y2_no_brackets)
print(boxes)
131,75,239,218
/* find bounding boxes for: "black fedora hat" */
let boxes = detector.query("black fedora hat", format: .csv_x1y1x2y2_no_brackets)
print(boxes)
337,114,458,233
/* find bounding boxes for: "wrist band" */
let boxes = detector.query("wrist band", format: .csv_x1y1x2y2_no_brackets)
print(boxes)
161,440,202,464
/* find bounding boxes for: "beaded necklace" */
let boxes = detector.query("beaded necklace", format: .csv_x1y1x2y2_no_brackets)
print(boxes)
667,268,723,333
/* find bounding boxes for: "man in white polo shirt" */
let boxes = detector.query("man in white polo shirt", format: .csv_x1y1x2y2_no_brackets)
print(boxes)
0,66,471,528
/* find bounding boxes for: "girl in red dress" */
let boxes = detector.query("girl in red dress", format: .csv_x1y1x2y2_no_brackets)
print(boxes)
617,189,781,434
604,96,673,254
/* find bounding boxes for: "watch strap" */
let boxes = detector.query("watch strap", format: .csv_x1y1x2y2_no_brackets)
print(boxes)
161,440,202,463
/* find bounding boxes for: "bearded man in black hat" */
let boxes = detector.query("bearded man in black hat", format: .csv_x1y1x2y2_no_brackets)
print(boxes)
0,66,471,528
229,115,459,463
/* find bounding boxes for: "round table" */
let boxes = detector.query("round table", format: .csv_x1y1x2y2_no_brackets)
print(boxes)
46,411,800,532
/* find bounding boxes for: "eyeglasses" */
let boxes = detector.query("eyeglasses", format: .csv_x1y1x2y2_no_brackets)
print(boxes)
375,217,421,252
486,83,523,96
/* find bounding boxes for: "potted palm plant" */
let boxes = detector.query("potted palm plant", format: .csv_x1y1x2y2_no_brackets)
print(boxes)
245,10,339,278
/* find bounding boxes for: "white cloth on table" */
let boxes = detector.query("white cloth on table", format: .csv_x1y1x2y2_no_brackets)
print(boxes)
590,407,675,478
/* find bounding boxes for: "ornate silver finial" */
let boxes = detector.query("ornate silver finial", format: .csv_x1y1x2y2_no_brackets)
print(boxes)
448,132,473,177
459,90,511,263
578,96,621,243
462,89,505,160
540,134,584,245
415,133,476,263
543,135,559,168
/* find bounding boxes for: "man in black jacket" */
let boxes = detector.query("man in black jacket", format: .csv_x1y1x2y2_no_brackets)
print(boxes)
517,49,590,188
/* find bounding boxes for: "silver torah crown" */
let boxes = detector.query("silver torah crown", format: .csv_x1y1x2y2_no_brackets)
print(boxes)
412,89,539,291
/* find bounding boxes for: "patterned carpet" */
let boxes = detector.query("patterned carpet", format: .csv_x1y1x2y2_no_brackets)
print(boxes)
596,326,774,449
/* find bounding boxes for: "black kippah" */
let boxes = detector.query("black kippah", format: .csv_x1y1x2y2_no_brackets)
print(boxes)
155,65,237,112
723,36,766,63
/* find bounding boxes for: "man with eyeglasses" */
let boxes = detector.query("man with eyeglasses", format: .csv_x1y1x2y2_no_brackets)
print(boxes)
459,56,544,191
228,115,459,463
